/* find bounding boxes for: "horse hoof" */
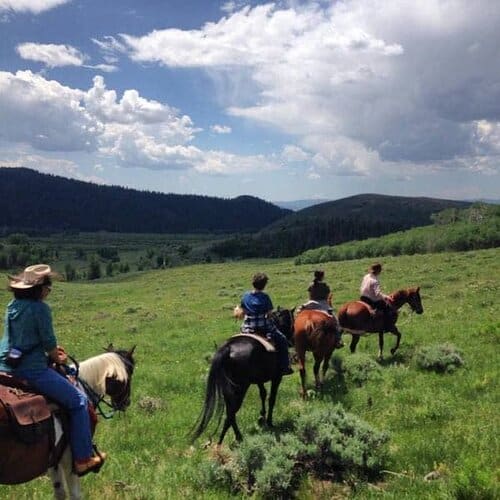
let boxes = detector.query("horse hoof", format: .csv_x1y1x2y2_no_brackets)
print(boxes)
258,416,266,427
390,348,396,355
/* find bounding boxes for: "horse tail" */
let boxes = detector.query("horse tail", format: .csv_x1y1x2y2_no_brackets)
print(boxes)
191,342,231,442
337,305,348,327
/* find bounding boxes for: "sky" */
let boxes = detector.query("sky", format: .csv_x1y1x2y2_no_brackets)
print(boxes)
1,0,499,203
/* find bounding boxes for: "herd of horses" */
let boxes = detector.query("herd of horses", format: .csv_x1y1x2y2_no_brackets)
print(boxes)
193,286,423,445
0,286,423,498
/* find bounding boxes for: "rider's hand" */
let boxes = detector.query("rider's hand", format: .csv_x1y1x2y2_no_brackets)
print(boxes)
56,346,68,363
49,345,68,364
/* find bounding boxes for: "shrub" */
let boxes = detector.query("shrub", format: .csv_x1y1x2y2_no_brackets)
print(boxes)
335,353,382,387
453,456,498,500
294,405,389,480
198,405,389,497
416,343,464,373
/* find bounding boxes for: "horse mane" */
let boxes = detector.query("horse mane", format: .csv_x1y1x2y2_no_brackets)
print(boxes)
78,352,129,395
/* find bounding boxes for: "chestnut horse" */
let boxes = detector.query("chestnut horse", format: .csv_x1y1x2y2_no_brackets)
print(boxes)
273,307,339,398
338,287,423,359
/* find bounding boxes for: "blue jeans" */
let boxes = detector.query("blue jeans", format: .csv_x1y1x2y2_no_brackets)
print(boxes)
16,368,93,461
266,329,290,371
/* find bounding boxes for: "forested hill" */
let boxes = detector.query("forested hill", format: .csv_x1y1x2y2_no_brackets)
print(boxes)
211,194,472,258
0,168,290,234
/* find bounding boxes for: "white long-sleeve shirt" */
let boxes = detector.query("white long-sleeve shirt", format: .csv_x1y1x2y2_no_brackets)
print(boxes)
360,273,387,302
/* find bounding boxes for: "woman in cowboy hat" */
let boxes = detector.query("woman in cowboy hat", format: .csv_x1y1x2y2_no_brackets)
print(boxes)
0,264,106,476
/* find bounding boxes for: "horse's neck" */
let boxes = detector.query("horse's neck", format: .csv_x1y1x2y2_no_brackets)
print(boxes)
78,359,106,397
389,289,408,309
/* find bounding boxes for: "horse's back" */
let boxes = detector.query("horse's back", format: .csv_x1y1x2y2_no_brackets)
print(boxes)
338,300,374,331
219,335,277,384
294,309,336,331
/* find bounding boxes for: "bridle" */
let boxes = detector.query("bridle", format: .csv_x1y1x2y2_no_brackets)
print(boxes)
68,353,134,420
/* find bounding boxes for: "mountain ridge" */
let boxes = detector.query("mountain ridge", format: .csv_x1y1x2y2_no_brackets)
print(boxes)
0,167,290,234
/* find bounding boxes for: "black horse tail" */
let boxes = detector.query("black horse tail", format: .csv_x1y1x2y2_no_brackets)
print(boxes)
191,342,232,442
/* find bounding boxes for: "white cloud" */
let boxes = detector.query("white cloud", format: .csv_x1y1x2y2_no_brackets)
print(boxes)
281,144,309,162
0,70,281,176
16,43,117,72
0,70,99,151
194,151,280,175
0,0,69,14
116,0,500,180
17,42,86,67
210,124,232,134
86,63,118,73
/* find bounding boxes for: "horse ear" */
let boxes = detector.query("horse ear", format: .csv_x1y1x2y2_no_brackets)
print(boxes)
127,345,136,357
417,286,420,293
105,343,114,352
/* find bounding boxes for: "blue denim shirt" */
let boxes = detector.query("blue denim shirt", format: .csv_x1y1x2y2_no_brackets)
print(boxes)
0,299,57,372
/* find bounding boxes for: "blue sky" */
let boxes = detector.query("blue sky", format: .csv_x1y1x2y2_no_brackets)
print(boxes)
1,0,499,202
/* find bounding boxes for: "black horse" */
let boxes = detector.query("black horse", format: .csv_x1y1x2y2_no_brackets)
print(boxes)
192,312,289,445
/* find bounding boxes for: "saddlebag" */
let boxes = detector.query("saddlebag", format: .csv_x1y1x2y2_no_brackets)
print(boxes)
0,383,52,444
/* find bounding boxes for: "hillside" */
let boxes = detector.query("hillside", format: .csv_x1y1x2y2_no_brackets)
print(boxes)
5,248,499,498
211,194,472,258
0,167,290,234
295,203,500,264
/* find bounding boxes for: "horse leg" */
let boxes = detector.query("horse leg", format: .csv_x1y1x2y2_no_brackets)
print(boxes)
350,334,360,353
295,337,308,398
257,383,267,426
298,352,307,399
313,353,322,390
48,459,67,500
321,349,334,385
63,448,82,500
49,447,82,500
219,385,249,444
267,377,281,427
390,327,402,355
378,332,385,360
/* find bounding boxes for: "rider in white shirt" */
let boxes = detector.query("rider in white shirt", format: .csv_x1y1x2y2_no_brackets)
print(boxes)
359,263,394,328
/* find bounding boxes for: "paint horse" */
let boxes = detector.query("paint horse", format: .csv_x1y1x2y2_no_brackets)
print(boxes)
0,344,135,499
338,287,423,359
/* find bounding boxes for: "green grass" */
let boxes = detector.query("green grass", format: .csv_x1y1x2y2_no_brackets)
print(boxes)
1,249,499,498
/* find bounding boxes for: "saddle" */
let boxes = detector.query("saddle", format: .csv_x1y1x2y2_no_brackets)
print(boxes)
232,333,276,352
297,301,332,316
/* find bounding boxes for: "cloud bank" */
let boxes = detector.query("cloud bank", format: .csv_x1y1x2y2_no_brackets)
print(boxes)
111,0,500,178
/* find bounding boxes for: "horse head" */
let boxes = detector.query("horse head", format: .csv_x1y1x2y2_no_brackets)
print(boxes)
79,345,136,413
105,344,136,411
271,307,294,341
406,287,423,314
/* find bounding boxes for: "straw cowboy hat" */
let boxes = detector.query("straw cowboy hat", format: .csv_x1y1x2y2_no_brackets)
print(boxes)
8,264,59,289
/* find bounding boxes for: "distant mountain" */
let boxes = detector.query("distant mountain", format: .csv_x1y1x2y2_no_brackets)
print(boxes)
211,193,472,258
273,199,331,211
0,168,290,234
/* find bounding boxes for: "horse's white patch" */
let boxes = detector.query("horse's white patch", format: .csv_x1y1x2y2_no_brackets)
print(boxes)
53,414,63,447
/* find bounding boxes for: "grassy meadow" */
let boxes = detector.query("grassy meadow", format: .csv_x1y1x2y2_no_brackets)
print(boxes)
0,248,498,499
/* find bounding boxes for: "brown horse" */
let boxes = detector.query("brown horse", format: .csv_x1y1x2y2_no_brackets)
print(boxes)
338,287,423,359
273,307,339,398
